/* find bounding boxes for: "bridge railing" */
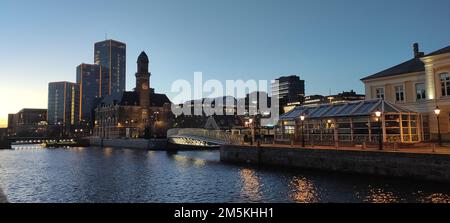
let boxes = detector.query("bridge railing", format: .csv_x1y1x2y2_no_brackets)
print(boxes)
168,128,244,145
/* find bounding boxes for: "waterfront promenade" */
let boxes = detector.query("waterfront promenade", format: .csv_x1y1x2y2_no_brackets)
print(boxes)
255,142,450,155
221,143,450,183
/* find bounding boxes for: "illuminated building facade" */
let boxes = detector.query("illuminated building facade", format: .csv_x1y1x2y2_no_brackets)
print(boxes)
7,109,47,137
94,52,172,139
76,64,101,125
362,43,450,141
94,39,126,96
47,81,79,126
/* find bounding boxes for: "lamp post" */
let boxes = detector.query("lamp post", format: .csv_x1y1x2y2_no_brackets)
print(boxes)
249,118,255,145
300,114,305,147
435,106,442,146
375,110,383,150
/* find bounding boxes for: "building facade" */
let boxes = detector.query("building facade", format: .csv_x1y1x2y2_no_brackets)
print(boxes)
277,100,422,144
271,75,305,114
362,43,450,141
76,63,101,125
8,109,47,137
47,81,79,126
94,39,126,96
94,52,172,139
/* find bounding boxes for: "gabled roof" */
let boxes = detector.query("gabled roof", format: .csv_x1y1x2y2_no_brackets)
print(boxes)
361,58,425,81
279,99,415,121
361,44,450,81
425,45,450,57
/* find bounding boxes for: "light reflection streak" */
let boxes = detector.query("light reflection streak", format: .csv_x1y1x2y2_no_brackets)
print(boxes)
288,176,319,203
239,168,262,201
363,186,399,203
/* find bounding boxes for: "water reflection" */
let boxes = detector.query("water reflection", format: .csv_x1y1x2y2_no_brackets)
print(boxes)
1,148,450,203
289,176,319,203
420,193,450,203
239,168,262,201
172,154,206,167
362,186,399,203
103,147,113,157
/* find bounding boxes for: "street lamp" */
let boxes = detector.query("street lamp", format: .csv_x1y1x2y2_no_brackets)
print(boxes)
375,110,383,150
249,118,255,145
435,106,442,146
300,114,306,147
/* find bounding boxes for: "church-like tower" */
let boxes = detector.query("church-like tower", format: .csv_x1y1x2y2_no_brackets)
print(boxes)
136,51,151,107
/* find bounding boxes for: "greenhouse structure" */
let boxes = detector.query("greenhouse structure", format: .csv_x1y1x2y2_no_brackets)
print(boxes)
277,99,425,144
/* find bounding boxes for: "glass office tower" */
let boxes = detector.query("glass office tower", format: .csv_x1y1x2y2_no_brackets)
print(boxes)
94,39,126,96
48,82,79,126
76,64,101,124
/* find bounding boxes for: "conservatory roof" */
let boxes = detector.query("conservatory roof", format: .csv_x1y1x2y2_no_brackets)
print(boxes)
279,99,416,121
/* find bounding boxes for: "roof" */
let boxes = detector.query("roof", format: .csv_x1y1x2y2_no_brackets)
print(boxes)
361,44,450,81
99,91,171,107
425,45,450,57
361,58,425,81
138,51,149,63
279,99,415,121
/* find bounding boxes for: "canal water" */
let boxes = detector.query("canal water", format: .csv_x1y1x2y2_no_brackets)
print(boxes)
0,146,449,203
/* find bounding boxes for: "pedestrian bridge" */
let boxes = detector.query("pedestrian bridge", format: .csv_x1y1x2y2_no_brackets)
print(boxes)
167,128,244,149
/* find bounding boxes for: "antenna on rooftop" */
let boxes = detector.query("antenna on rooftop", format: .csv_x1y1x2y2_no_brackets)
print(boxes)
105,33,108,40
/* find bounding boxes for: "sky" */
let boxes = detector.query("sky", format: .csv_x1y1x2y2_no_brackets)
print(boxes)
0,0,449,127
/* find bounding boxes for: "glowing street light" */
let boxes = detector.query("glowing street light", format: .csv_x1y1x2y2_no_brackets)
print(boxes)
435,106,442,146
375,110,383,150
300,114,306,147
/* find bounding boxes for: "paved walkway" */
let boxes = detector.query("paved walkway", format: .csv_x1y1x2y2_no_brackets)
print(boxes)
241,143,450,155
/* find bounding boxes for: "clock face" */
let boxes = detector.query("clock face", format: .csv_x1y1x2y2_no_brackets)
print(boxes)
142,83,149,90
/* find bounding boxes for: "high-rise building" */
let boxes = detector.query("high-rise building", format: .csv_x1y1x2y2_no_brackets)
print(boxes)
8,109,47,137
271,75,305,113
48,82,80,126
94,39,126,96
76,64,101,124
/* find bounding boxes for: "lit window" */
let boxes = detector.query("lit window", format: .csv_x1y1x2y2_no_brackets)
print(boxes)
440,73,450,97
395,85,404,102
375,87,384,99
416,83,426,100
284,126,295,134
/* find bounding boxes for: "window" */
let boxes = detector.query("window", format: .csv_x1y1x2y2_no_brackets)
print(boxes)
416,83,426,100
440,73,450,97
375,87,384,99
395,85,404,102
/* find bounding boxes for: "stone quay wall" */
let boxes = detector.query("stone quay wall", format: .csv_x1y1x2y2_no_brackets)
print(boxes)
220,145,450,183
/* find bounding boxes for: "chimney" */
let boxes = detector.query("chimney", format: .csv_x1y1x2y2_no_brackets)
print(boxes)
413,43,424,58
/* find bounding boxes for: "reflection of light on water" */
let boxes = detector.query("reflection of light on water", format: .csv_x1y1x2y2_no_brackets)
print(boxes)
173,155,206,167
240,168,262,201
69,147,85,152
421,193,450,203
289,176,319,203
103,148,113,157
363,186,399,203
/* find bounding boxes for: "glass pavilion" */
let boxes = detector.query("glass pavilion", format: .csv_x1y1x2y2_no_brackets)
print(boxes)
277,99,423,144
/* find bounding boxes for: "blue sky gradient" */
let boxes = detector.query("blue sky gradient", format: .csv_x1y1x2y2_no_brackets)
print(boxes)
0,0,449,126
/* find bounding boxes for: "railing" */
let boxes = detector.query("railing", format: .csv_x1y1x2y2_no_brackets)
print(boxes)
168,128,244,145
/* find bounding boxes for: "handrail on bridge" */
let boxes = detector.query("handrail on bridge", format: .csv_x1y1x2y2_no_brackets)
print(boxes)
168,128,244,145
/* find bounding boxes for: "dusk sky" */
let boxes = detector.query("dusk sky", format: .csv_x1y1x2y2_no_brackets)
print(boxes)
1,0,449,127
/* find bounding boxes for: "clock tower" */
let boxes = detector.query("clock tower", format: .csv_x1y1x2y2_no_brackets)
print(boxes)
136,51,151,108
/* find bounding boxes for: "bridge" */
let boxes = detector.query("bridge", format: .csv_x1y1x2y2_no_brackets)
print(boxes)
167,128,244,149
